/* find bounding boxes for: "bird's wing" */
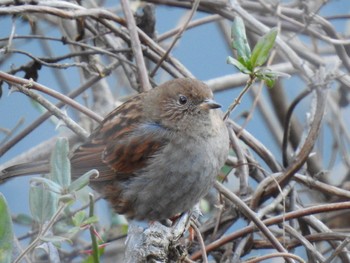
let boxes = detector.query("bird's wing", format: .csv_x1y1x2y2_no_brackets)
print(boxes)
70,95,169,182
101,122,169,180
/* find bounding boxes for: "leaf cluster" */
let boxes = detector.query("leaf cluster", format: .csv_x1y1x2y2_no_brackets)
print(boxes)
227,17,288,87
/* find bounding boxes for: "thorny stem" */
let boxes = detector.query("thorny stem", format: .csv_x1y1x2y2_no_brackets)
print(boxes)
89,193,100,263
223,75,256,121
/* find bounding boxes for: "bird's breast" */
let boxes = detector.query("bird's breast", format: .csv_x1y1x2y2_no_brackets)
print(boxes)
119,126,229,220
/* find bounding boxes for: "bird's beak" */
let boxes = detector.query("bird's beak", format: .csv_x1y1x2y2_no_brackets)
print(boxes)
199,99,222,110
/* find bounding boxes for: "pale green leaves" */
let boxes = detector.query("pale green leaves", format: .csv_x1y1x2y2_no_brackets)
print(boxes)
23,137,101,261
29,138,98,225
29,137,68,225
0,194,14,263
255,68,290,88
50,137,71,188
68,210,99,238
68,169,99,194
231,17,251,65
227,16,288,87
227,56,251,74
29,180,59,224
250,28,278,69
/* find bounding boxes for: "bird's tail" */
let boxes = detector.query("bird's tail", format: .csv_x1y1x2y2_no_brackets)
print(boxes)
0,161,50,183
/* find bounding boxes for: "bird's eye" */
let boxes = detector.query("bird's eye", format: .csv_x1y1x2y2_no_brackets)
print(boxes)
178,95,188,105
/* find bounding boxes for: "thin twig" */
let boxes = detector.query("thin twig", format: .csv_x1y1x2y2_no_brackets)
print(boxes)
14,82,89,139
223,75,256,121
157,14,222,42
0,71,102,123
150,0,201,77
120,0,150,91
14,203,67,263
0,61,120,157
214,181,294,263
324,237,350,263
243,252,306,263
191,200,350,260
0,118,24,146
190,221,208,263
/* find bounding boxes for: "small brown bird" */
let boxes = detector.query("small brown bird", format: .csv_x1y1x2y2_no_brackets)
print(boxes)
1,78,229,220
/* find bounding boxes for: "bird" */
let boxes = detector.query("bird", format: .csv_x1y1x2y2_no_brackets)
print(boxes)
1,78,229,221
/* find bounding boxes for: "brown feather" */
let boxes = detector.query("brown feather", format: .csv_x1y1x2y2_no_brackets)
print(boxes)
70,93,167,183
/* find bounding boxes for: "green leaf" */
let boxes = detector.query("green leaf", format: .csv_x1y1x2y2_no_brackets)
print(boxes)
58,194,75,204
82,216,99,226
29,182,58,224
264,77,276,88
68,169,99,193
231,16,251,64
250,28,278,68
255,68,290,88
71,211,98,228
227,56,252,74
72,211,87,226
40,235,72,244
13,214,33,226
30,177,63,194
0,194,14,263
256,68,291,79
50,137,71,188
67,226,81,236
